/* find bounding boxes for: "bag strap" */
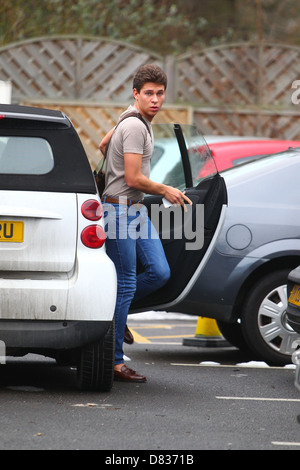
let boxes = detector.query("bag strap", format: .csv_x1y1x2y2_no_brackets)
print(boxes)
95,111,151,174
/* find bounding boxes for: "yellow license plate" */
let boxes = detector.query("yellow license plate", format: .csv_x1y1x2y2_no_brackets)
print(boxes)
288,285,300,307
0,221,24,243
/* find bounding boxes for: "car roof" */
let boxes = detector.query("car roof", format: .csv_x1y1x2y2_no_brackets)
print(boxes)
222,146,300,179
0,104,64,119
0,104,70,128
209,139,300,159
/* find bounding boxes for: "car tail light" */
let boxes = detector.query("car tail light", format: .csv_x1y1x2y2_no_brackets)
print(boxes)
81,200,103,221
81,225,105,248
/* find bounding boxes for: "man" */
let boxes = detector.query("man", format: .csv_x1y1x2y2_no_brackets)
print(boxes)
99,64,191,383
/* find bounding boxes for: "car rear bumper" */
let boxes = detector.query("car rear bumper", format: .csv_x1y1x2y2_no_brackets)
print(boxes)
0,250,117,323
0,319,112,350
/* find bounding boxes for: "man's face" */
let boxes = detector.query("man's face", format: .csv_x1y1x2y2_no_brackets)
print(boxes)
133,82,166,121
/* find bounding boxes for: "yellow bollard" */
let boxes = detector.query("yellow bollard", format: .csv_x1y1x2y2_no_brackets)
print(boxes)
183,317,230,348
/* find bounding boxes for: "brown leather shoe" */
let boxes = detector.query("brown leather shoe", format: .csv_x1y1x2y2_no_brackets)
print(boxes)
114,365,147,383
124,324,134,344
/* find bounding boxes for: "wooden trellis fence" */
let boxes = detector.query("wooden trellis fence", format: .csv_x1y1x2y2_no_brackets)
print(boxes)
1,36,300,166
0,36,163,102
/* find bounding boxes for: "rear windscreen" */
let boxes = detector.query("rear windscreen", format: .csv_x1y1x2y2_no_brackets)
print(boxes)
0,126,96,194
0,136,54,175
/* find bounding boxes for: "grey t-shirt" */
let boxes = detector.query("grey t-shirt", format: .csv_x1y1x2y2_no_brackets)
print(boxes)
102,106,153,202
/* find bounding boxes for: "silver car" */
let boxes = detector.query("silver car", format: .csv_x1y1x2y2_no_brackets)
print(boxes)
131,123,300,366
0,104,117,391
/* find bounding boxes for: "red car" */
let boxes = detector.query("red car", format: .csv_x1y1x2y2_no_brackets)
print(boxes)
199,139,300,177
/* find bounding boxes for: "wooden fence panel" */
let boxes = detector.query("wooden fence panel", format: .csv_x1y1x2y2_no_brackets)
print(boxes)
0,36,163,102
2,37,300,144
193,108,300,140
2,37,300,107
176,44,260,106
176,42,300,108
259,44,300,106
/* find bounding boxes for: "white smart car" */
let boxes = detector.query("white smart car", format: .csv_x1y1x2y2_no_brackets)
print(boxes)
0,104,117,391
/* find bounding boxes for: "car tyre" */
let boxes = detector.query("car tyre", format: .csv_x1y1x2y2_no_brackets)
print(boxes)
77,319,115,392
241,269,297,366
216,320,252,353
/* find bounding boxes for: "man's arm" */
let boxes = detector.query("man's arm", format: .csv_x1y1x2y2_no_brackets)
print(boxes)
99,128,114,156
124,153,192,208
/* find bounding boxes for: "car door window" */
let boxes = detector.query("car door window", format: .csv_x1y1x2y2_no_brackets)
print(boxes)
151,124,217,188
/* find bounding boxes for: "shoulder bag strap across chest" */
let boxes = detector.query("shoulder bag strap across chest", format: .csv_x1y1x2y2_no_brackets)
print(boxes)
95,112,151,174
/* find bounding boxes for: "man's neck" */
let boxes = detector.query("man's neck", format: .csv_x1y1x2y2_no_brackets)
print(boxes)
133,104,152,122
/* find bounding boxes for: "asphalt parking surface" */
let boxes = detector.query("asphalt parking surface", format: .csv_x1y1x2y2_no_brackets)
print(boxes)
0,313,300,451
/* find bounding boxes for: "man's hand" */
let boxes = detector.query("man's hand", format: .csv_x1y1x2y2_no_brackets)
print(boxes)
124,153,193,210
162,186,192,211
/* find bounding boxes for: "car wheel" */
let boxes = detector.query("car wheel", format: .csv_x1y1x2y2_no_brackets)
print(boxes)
77,319,115,391
241,269,298,366
216,320,252,353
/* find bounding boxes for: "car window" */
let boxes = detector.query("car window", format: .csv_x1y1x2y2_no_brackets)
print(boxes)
151,144,164,168
182,125,217,185
0,136,54,174
151,124,217,189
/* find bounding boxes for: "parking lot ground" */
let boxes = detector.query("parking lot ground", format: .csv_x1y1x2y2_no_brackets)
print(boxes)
125,314,300,450
1,314,300,450
127,315,199,345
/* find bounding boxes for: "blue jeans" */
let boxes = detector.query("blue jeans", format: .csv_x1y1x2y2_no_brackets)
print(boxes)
103,202,170,365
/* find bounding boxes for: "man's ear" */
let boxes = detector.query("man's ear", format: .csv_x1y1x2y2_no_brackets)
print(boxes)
132,88,139,100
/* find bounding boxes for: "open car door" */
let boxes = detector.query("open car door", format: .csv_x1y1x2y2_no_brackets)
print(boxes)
130,124,227,314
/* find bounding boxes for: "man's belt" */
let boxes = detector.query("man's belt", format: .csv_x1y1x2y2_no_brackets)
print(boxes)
101,196,140,206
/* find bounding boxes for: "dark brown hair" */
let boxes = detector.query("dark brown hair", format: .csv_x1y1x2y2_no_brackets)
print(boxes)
133,64,167,92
